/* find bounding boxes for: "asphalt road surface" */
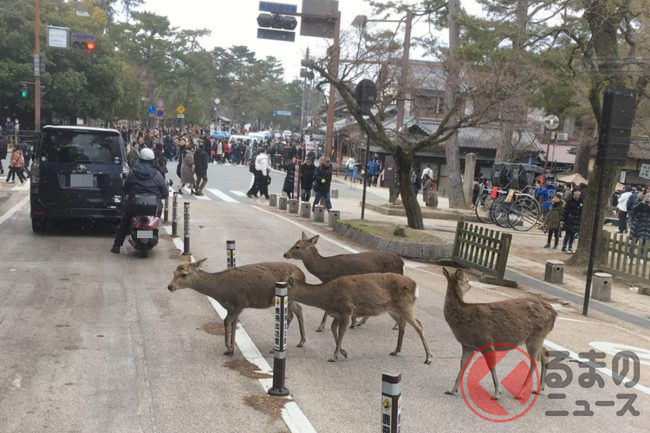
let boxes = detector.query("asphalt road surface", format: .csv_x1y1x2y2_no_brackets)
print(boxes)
0,162,648,432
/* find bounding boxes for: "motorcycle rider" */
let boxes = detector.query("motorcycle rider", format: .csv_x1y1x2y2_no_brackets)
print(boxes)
111,148,168,254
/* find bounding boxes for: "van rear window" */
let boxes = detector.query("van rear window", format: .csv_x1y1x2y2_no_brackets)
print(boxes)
41,130,122,164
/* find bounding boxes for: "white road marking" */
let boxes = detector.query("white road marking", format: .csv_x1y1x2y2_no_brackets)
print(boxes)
194,194,210,201
589,341,650,367
164,225,316,433
230,190,247,197
0,195,29,226
556,317,590,323
207,188,240,203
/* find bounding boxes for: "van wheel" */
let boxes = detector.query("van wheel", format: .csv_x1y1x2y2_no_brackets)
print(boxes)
140,248,148,258
32,217,47,233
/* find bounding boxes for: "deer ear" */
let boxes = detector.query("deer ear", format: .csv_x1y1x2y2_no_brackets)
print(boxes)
301,231,308,240
309,235,320,245
442,267,451,279
286,276,294,286
454,269,464,280
192,258,207,268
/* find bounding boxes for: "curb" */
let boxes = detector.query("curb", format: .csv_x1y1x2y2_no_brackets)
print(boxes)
363,202,480,222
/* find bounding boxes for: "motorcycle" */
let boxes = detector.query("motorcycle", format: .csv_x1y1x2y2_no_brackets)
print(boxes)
127,194,162,258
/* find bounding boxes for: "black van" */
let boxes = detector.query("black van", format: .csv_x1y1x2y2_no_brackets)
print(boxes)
30,126,128,232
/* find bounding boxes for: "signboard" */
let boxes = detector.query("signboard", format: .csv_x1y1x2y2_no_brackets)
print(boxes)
620,170,627,184
639,164,650,180
257,28,295,42
259,1,297,13
176,104,186,114
273,110,292,116
157,110,164,119
47,26,69,48
177,113,185,119
301,0,338,39
148,105,156,114
33,54,41,77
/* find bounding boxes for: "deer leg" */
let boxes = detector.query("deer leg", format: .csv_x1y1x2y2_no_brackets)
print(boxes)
390,318,406,357
406,316,432,364
484,347,502,400
223,319,231,355
223,310,241,356
288,301,306,348
336,316,350,359
349,314,358,329
357,316,369,326
446,346,473,395
328,318,340,362
539,348,548,393
524,341,547,397
316,311,328,332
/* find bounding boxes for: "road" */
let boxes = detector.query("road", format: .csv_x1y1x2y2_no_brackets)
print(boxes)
0,161,648,432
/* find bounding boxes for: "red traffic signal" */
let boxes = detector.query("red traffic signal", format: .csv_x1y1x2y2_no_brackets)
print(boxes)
86,41,96,52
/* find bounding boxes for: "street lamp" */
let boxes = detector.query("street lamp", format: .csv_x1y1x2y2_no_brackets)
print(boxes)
140,96,147,127
214,98,220,131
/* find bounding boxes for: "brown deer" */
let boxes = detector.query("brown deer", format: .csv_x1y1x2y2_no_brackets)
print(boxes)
285,273,432,364
283,232,404,331
168,259,307,356
442,268,556,400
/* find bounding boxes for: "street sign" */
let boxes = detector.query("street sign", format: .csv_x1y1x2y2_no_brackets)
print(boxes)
177,113,185,119
620,170,627,183
157,110,164,119
176,104,186,114
257,28,296,42
273,110,292,116
47,26,69,48
639,164,650,180
259,1,297,13
148,105,156,114
33,54,41,77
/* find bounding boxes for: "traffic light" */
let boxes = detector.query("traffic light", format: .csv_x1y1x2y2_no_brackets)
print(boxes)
20,84,28,98
86,41,96,53
257,13,298,42
71,33,96,52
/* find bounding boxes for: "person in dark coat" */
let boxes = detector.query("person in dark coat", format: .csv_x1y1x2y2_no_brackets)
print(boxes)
300,157,316,201
0,135,7,175
282,155,298,198
629,193,650,262
312,157,333,211
544,193,564,249
193,143,209,195
111,148,168,254
561,188,583,253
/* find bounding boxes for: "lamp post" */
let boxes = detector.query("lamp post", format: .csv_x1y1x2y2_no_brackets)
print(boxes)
214,98,220,132
140,96,146,127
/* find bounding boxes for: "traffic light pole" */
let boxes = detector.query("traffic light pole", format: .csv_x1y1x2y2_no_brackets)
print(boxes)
34,0,41,131
324,10,341,159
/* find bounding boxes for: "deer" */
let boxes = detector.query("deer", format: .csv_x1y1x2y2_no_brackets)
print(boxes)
442,268,556,400
285,272,432,364
168,259,307,356
283,232,404,331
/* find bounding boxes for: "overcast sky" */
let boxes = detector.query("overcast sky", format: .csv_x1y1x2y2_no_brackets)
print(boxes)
137,0,484,81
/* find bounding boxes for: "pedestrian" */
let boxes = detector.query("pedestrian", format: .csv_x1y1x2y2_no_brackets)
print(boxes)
411,169,421,196
300,156,316,201
367,157,379,186
255,149,271,199
544,193,564,249
617,186,633,233
126,140,140,168
6,145,26,184
20,141,31,178
179,145,196,195
344,157,355,180
312,157,333,211
223,140,230,163
153,142,167,178
282,155,298,198
194,143,209,195
561,188,583,253
629,193,650,263
0,134,7,175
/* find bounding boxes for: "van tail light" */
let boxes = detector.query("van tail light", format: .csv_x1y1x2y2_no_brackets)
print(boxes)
31,161,40,185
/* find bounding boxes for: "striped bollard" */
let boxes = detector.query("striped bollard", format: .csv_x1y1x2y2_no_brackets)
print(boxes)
381,373,401,433
163,196,169,222
226,240,236,268
171,192,178,237
182,202,190,255
268,281,289,396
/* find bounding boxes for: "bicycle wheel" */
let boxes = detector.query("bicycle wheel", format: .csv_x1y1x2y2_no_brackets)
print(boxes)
490,197,511,228
474,191,494,224
508,194,541,231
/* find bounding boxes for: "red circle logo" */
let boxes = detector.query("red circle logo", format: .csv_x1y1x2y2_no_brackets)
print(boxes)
460,343,540,422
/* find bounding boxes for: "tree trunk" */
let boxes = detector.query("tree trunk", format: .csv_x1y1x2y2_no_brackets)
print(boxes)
394,146,424,229
495,122,515,162
573,139,593,178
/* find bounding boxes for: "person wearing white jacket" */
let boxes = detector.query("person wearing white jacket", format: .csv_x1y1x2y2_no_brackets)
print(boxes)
247,149,271,199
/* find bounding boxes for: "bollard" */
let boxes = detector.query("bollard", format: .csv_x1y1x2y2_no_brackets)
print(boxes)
544,260,564,284
182,202,190,256
278,196,288,210
328,209,340,228
269,194,278,207
288,198,299,214
226,240,236,268
300,202,311,218
331,189,339,199
268,281,290,397
163,196,169,223
592,272,612,301
313,205,325,223
171,192,178,237
381,373,402,433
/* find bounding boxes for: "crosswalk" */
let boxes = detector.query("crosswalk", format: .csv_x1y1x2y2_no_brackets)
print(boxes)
0,179,30,191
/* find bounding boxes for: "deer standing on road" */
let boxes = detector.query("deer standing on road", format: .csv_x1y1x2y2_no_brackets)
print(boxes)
442,268,556,400
168,260,307,355
283,232,404,330
286,273,432,364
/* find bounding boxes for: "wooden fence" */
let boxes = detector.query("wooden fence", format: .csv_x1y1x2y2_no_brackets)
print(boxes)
452,221,516,286
600,231,650,282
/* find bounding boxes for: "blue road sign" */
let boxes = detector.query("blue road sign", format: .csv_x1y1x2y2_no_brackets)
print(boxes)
157,110,164,118
273,110,292,116
148,105,156,114
259,1,297,13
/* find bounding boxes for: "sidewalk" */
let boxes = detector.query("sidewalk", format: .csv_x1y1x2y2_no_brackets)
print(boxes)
324,175,650,331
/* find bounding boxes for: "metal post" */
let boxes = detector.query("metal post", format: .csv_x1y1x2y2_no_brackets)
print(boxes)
381,373,402,433
34,0,41,131
171,192,178,237
182,202,190,256
226,240,236,268
268,281,289,397
294,161,300,200
361,132,370,220
395,10,413,131
163,196,169,222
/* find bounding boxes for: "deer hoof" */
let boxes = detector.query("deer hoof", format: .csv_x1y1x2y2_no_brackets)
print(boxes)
315,327,323,333
328,357,337,362
424,358,432,365
223,350,234,356
444,390,456,396
340,349,348,358
389,351,399,356
296,342,304,348
491,391,502,401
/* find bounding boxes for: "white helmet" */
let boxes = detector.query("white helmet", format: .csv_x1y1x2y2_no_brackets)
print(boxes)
139,148,155,161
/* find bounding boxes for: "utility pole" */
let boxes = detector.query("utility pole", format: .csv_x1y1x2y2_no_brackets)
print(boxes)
299,48,310,152
324,10,341,159
34,0,41,131
395,10,413,132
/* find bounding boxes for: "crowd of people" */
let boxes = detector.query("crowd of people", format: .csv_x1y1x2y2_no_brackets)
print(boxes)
1,118,31,184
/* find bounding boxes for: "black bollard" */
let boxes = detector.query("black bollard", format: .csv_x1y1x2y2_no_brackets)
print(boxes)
163,196,169,223
171,192,178,237
268,281,289,397
226,240,236,268
381,373,402,433
182,202,190,255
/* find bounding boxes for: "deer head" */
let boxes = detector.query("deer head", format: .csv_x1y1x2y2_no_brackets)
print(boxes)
283,232,319,259
442,267,471,298
168,258,207,291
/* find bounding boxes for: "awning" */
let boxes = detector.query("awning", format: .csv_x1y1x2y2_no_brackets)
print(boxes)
557,173,588,185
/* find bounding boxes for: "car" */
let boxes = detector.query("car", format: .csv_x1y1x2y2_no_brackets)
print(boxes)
30,125,128,233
